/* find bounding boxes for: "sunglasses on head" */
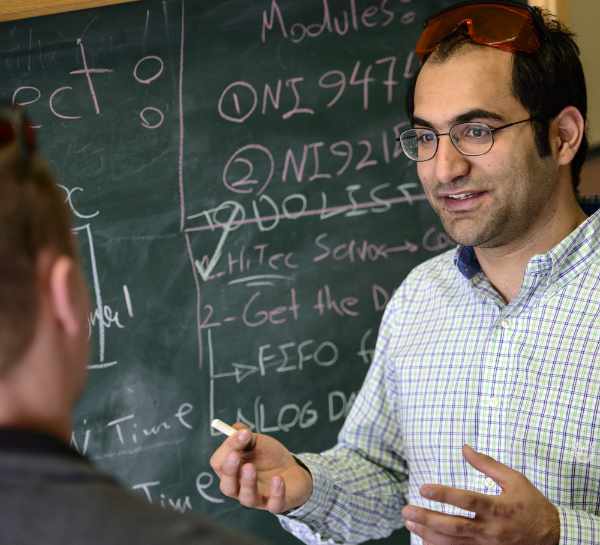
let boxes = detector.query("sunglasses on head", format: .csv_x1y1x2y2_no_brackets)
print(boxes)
415,1,541,61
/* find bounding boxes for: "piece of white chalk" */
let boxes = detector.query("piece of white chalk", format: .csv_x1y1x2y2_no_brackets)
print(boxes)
211,418,237,437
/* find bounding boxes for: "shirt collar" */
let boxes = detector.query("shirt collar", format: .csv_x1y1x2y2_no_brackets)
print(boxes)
454,245,481,279
453,208,600,283
537,208,600,287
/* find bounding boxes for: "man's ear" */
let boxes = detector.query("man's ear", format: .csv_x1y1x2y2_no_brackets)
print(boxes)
551,106,585,166
47,255,82,338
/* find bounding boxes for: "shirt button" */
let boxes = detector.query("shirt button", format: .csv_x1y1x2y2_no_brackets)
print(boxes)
500,319,510,329
484,477,496,488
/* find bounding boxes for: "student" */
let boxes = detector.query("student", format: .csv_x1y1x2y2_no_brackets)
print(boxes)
0,106,260,545
211,2,600,544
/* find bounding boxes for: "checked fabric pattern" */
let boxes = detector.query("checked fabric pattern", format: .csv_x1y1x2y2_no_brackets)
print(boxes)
279,210,600,545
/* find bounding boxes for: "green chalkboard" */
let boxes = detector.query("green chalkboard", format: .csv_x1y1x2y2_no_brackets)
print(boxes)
0,1,479,544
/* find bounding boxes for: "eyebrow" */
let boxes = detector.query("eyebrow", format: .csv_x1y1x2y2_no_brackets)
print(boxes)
413,109,506,128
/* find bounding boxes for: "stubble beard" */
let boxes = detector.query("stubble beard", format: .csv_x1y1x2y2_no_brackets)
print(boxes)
436,171,556,250
439,204,512,248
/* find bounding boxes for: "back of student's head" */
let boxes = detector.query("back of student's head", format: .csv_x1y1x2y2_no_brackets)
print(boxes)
0,107,75,374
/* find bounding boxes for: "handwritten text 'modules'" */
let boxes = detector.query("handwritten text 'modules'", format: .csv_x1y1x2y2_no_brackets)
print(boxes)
261,0,416,44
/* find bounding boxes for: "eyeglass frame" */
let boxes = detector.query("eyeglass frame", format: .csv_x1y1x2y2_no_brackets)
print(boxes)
397,117,536,162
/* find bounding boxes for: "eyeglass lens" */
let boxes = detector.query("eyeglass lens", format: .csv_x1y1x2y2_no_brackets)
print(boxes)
400,123,494,161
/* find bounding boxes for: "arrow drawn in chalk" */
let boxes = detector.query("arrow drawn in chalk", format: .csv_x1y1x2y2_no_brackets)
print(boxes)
386,241,419,254
212,363,260,383
194,201,243,281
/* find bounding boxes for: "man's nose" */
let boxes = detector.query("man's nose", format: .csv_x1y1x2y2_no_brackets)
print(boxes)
433,135,470,184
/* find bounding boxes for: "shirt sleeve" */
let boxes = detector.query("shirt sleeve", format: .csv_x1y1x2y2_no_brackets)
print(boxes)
557,506,600,544
277,290,410,545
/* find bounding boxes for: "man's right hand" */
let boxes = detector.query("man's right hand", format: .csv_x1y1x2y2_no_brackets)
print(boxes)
209,423,314,513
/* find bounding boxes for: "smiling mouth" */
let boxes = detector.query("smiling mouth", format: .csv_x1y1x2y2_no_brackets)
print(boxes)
440,191,487,211
447,193,475,200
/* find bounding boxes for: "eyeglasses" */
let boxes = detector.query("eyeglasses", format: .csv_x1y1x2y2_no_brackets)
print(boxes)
398,118,534,162
415,1,541,61
0,105,36,178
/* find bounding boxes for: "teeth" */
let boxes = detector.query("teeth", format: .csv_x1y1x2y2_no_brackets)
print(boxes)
448,193,474,200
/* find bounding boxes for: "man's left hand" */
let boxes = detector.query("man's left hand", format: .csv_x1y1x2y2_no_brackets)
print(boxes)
401,444,560,545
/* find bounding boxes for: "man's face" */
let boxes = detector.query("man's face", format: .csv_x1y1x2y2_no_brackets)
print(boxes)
413,45,558,249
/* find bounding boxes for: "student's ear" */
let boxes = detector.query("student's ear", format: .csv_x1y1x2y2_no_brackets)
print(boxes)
551,106,585,166
46,255,83,338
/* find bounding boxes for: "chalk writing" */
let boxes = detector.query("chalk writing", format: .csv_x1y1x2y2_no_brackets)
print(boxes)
260,0,414,44
217,56,416,123
6,4,451,533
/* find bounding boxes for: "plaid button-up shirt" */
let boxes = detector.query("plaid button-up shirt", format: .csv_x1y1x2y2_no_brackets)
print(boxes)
279,210,600,545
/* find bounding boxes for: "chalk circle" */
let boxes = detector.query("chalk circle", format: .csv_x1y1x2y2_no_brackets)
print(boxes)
134,55,164,85
223,143,274,195
140,107,165,129
217,81,258,124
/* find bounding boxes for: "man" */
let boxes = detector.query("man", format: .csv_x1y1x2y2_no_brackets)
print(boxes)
211,2,600,544
0,106,260,545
